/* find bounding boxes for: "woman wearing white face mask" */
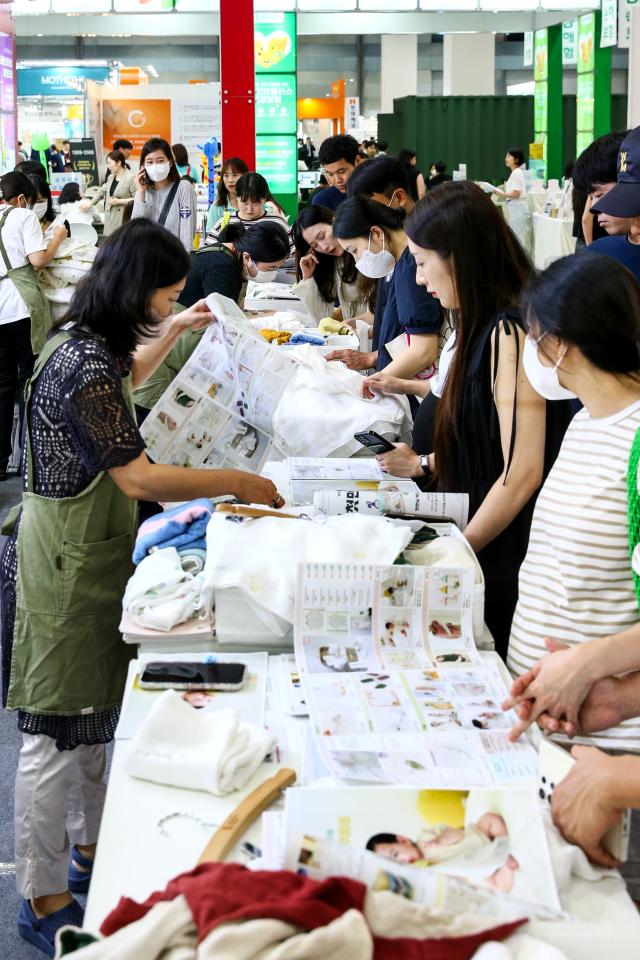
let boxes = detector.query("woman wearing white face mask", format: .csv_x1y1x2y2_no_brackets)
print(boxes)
134,219,291,420
326,198,442,391
505,253,640,746
27,174,55,232
132,137,197,251
0,172,68,480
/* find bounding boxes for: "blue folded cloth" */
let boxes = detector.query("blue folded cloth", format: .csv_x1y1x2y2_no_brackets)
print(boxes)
286,332,325,346
133,499,214,565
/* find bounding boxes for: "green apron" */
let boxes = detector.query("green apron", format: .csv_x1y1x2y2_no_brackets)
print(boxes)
6,329,137,715
0,206,52,354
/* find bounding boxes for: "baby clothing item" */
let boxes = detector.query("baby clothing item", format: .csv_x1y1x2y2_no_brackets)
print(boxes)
125,690,274,796
286,332,325,346
123,548,204,632
319,317,353,337
178,546,207,576
260,329,292,345
204,512,413,626
133,499,214,564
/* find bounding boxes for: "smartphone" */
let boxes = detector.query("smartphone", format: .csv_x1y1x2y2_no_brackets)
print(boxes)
138,660,247,691
354,431,396,455
63,219,71,238
138,168,150,187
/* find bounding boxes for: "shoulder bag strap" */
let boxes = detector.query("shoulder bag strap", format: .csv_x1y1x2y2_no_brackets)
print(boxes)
491,311,521,484
0,206,16,275
157,181,180,228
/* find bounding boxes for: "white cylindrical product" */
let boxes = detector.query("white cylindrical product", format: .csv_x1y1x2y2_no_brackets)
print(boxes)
313,489,382,516
376,491,438,516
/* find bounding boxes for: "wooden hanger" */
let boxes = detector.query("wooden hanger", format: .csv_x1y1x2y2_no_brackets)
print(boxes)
215,503,299,521
198,767,296,864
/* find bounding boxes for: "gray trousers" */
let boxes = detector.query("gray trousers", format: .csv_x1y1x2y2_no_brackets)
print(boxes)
15,734,106,898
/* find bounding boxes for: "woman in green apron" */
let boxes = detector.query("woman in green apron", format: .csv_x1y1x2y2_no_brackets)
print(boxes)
1,217,283,956
0,172,69,481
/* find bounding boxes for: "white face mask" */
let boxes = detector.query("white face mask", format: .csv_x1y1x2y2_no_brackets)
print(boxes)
248,259,278,283
522,335,577,401
32,201,48,220
145,162,171,182
355,231,396,279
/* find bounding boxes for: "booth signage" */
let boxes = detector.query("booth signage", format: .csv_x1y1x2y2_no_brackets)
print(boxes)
18,66,110,98
255,74,297,135
344,96,360,131
561,20,578,65
255,135,297,195
618,0,638,48
68,137,99,187
254,12,297,74
0,34,14,113
577,13,596,73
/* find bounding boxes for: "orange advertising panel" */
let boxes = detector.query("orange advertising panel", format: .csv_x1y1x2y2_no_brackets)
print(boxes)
102,99,171,158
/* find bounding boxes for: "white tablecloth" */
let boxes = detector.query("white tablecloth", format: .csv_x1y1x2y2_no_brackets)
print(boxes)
532,214,577,270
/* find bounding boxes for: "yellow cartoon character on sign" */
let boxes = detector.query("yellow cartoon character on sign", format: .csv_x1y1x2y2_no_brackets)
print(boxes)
255,30,292,69
579,33,593,67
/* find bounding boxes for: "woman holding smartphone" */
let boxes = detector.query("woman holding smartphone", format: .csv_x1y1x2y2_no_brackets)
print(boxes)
4,219,282,956
132,137,197,251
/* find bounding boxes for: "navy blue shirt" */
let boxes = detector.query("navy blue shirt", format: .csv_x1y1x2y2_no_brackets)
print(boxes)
589,236,640,283
311,186,345,211
376,246,442,371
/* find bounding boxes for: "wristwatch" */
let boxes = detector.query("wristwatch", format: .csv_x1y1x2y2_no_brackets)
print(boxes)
419,455,431,478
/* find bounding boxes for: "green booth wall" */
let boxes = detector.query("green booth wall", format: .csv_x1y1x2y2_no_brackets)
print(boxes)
378,94,628,184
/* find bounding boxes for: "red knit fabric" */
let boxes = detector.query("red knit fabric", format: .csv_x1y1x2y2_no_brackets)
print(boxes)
100,862,525,959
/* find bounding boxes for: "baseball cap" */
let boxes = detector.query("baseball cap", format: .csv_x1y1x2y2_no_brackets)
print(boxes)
591,126,640,217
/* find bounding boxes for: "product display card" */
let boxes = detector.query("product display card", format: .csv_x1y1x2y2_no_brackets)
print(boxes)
140,294,294,472
115,651,268,740
294,562,537,787
279,785,563,918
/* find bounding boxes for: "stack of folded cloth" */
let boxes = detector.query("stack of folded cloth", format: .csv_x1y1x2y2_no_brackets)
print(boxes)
123,548,206,632
133,499,214,571
125,689,274,796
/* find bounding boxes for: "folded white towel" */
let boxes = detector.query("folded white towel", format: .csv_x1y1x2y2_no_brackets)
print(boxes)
125,689,275,795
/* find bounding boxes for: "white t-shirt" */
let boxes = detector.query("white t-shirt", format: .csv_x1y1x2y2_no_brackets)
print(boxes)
505,166,527,202
507,398,640,751
0,206,47,325
430,329,457,399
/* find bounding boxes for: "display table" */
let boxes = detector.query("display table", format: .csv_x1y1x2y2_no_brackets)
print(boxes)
84,653,640,959
532,213,576,270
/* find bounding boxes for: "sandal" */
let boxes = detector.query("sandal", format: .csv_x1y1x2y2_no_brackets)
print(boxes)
68,845,95,894
18,898,84,957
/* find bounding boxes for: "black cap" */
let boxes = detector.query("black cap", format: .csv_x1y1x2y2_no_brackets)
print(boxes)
591,126,640,218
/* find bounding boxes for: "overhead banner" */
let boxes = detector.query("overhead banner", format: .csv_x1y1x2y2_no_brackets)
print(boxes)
523,31,534,67
344,95,360,131
561,20,578,65
618,0,637,48
601,0,618,46
102,99,171,157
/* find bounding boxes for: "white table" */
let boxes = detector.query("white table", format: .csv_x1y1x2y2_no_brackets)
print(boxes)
84,653,640,959
532,213,577,270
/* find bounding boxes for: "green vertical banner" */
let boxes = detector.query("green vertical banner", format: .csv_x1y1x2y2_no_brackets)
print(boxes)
532,25,562,181
254,11,298,221
576,11,611,157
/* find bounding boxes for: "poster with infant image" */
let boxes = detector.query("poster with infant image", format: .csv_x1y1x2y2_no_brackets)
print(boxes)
283,785,561,914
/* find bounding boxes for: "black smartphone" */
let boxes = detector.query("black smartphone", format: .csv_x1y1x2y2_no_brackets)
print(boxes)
139,169,150,187
354,431,396,454
63,219,71,238
138,660,246,691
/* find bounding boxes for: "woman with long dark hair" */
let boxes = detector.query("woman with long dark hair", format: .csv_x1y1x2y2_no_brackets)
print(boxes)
292,204,371,323
132,137,197,250
3,219,281,955
367,181,571,654
206,156,250,231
